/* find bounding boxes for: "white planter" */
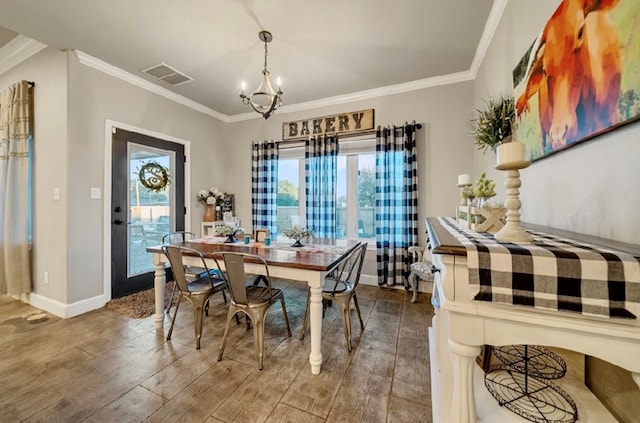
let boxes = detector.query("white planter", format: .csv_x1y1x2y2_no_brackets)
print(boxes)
496,141,527,168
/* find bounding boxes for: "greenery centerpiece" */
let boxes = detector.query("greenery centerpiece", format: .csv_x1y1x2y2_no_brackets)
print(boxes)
474,172,496,207
470,95,516,153
215,224,242,243
282,226,314,247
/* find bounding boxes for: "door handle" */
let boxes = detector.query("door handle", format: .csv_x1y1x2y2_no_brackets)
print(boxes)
113,219,124,225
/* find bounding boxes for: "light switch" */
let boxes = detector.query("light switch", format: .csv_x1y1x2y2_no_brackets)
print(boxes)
91,187,101,199
53,187,61,200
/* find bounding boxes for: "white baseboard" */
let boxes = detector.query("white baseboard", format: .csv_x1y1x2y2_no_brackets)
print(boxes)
29,293,107,318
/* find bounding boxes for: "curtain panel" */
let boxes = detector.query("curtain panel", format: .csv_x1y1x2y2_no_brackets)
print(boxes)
0,80,32,296
375,125,419,287
251,141,279,236
305,134,339,239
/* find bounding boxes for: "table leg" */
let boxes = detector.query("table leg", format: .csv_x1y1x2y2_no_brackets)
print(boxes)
448,338,481,423
153,254,166,330
308,278,324,374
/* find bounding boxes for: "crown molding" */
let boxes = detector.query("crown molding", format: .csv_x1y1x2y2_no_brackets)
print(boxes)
75,0,506,126
74,50,230,122
469,0,508,78
0,34,47,76
227,70,475,123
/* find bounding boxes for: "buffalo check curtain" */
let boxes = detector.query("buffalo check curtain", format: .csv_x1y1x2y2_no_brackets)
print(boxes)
305,135,339,239
440,217,640,319
375,125,418,287
251,141,279,236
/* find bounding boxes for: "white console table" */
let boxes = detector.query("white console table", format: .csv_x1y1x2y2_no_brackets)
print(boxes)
425,217,640,423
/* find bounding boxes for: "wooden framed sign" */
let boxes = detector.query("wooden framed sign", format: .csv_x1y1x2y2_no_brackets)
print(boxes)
282,109,374,140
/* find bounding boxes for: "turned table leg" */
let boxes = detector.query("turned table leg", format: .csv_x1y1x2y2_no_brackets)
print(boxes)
449,338,482,423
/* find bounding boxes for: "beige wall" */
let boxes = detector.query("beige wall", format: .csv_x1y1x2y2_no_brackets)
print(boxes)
474,0,640,243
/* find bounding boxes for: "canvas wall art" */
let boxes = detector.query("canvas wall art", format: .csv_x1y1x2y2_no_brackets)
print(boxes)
513,0,640,161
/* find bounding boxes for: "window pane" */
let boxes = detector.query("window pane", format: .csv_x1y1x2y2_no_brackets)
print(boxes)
277,159,300,234
357,153,375,239
336,156,347,238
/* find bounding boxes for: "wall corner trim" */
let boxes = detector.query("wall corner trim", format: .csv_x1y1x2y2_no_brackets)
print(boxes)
0,34,47,76
469,0,509,78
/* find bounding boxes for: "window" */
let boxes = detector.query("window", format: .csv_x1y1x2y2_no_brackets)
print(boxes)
277,138,375,241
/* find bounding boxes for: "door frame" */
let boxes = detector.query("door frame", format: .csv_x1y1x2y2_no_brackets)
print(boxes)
103,119,191,302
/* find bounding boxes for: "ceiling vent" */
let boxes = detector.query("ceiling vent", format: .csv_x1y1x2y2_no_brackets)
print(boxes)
141,62,193,86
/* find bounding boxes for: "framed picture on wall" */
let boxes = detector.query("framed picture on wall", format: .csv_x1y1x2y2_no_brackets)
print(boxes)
221,194,234,214
513,0,640,161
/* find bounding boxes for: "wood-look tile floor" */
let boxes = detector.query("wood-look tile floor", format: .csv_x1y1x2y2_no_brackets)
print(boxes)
0,281,434,423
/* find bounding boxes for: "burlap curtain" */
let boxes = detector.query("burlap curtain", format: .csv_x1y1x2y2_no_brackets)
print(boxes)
0,80,32,296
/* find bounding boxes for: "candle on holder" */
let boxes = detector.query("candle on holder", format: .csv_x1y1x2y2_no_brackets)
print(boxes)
457,173,471,187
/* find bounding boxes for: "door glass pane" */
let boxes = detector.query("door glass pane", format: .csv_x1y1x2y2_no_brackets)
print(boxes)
128,144,174,276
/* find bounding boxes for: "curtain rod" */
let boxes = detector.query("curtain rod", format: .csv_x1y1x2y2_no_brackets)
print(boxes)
277,121,422,146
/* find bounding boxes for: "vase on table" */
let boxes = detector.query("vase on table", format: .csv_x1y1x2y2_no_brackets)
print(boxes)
224,234,237,243
291,239,304,247
203,205,214,222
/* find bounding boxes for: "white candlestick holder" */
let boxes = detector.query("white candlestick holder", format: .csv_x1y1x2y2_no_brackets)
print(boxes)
494,161,533,243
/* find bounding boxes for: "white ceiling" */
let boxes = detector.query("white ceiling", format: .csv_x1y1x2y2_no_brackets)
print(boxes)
0,0,495,120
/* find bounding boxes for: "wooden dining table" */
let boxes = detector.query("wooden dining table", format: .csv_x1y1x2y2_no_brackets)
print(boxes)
147,237,361,375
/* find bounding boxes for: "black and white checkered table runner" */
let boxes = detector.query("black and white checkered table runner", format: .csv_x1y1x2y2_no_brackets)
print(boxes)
439,217,640,319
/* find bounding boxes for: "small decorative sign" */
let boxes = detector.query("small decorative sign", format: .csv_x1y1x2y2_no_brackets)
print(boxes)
282,109,374,140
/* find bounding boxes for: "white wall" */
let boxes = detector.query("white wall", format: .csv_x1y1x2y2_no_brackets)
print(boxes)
474,0,640,244
66,51,229,304
226,81,476,276
227,82,475,238
0,47,69,304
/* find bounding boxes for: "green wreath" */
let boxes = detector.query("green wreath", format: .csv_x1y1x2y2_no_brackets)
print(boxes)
138,161,170,193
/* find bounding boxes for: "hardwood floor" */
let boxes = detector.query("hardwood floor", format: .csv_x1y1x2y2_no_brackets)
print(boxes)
0,281,434,422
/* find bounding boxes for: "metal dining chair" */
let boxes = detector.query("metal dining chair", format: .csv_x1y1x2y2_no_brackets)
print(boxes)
407,245,434,303
213,252,292,370
162,231,225,314
300,242,368,351
161,245,228,349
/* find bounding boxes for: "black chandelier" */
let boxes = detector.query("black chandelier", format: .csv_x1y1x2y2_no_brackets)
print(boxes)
240,30,283,119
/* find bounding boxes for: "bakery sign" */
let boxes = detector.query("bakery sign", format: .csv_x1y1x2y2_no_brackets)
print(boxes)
282,109,374,140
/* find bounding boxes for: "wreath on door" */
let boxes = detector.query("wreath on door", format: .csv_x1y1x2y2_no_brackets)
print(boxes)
138,161,170,193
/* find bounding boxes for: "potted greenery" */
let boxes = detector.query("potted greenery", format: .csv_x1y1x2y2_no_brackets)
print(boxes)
470,95,516,153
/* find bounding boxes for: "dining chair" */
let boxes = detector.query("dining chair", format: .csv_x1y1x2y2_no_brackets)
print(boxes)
162,231,225,314
161,245,228,349
213,252,292,370
300,242,368,352
407,245,434,303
